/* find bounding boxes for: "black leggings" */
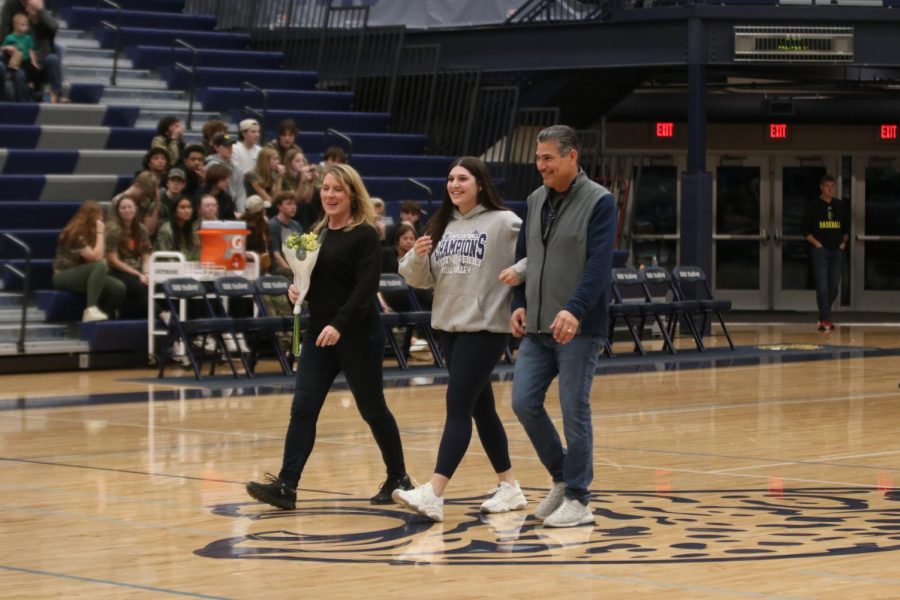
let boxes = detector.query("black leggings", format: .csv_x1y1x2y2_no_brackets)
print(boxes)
278,324,406,488
434,330,512,479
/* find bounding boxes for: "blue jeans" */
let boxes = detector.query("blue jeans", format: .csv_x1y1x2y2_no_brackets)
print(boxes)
512,333,603,503
810,246,842,321
0,59,28,102
40,53,62,94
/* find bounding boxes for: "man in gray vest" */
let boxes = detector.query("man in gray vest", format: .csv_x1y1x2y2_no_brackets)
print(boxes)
509,125,616,527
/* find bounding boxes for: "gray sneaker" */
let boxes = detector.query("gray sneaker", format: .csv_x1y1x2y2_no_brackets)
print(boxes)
543,497,595,528
533,482,567,519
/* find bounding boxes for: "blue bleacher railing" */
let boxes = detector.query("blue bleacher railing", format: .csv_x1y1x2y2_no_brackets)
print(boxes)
0,233,31,354
404,178,434,214
324,128,353,161
96,0,122,86
171,38,198,130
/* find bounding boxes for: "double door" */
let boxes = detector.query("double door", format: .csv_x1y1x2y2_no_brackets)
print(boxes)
625,153,900,311
712,154,838,310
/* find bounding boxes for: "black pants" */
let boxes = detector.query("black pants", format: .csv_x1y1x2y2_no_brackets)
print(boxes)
434,330,512,479
278,324,406,488
111,271,148,319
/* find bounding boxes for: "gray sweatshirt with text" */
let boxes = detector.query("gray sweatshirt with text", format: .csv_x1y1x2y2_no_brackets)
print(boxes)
399,205,521,333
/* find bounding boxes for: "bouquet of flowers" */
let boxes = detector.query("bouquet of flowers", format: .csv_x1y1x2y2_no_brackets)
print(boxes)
282,231,322,354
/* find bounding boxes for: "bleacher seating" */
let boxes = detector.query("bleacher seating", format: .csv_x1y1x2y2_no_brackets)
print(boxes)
129,46,284,70
198,88,353,112
7,0,684,369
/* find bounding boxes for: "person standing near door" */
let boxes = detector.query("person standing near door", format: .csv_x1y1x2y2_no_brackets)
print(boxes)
804,173,848,332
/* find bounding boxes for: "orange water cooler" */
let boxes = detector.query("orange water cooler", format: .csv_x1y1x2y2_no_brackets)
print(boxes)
198,221,250,270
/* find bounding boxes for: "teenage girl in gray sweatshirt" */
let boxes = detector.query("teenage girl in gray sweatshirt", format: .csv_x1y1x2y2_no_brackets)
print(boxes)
393,156,527,522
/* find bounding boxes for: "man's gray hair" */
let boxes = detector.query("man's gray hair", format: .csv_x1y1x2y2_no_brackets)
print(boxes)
536,124,580,157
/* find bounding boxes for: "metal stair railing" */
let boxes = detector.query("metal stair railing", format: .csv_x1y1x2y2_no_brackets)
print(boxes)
172,38,199,130
0,233,32,354
97,0,122,86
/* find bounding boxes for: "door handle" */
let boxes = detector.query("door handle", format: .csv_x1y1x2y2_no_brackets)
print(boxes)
761,228,769,246
857,234,900,242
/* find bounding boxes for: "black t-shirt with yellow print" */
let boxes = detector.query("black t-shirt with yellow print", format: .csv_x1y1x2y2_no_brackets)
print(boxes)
805,197,848,251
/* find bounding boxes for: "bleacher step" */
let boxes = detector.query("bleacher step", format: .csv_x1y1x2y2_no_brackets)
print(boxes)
56,37,101,50
0,292,22,308
0,308,47,323
136,111,222,129
0,323,67,342
65,55,135,70
59,46,116,60
0,339,90,356
64,65,158,80
66,77,169,90
101,87,187,101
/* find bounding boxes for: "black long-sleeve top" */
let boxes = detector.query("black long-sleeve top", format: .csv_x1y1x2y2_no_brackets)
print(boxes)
804,197,849,251
307,223,381,336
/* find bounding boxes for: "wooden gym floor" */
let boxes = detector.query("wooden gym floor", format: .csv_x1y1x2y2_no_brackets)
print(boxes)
1,320,899,599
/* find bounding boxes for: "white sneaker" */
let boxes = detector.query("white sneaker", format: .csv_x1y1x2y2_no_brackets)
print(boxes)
170,340,191,367
533,482,567,519
237,334,250,354
82,306,108,322
223,333,238,353
543,497,594,528
392,483,444,522
480,480,527,514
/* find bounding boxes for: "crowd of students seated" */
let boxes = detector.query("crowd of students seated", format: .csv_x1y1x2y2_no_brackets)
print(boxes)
1,0,64,103
52,115,428,324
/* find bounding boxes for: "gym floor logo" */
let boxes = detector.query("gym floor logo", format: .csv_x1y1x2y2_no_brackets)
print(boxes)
195,487,900,565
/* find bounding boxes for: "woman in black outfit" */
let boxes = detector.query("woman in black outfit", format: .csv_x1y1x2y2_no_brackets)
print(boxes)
246,164,412,510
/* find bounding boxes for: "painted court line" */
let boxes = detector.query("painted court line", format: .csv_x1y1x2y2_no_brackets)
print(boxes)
0,564,233,600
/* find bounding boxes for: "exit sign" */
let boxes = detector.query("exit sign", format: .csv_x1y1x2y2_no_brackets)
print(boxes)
655,122,675,138
880,124,897,140
768,123,789,140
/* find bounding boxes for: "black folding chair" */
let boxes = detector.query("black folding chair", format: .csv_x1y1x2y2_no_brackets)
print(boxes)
671,266,736,351
643,266,705,352
609,267,676,356
158,277,241,380
211,275,280,377
252,275,304,375
379,273,444,368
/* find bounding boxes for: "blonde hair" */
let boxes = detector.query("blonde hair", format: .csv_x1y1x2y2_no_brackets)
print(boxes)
254,147,281,190
312,164,374,233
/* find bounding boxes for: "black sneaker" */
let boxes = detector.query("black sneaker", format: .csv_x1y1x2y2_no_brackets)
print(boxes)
246,473,296,510
371,474,413,505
